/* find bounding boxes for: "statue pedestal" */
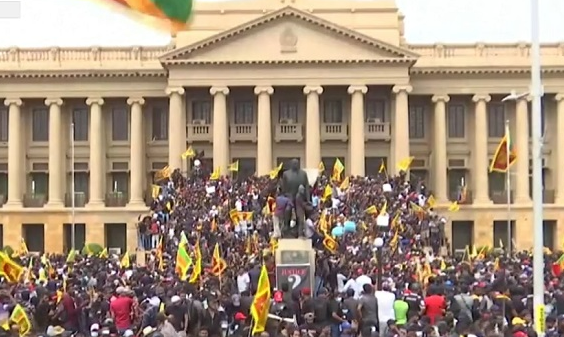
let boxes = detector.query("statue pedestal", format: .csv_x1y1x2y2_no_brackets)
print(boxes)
275,238,316,293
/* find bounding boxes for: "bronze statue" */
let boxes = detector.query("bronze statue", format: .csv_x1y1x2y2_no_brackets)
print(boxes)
280,159,311,238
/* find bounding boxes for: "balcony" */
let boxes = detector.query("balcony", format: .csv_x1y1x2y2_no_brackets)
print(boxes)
105,192,128,207
365,122,391,141
65,192,88,207
24,193,47,208
187,123,213,142
490,190,514,204
321,123,348,142
230,124,257,142
448,190,473,205
275,123,303,142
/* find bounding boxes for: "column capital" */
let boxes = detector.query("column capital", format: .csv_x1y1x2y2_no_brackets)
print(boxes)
392,85,412,94
165,86,185,96
303,85,323,95
555,93,564,102
86,97,104,106
44,98,63,106
210,86,230,96
254,86,274,95
347,85,368,95
472,94,491,103
431,94,450,103
3,98,22,107
127,97,145,106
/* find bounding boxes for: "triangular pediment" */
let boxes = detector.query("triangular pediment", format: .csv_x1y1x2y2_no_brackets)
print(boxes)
160,6,419,65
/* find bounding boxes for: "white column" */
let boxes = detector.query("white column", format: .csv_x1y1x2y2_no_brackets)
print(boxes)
210,86,230,174
46,98,64,207
86,97,105,207
303,86,323,169
431,94,449,202
254,86,274,175
472,94,492,204
166,87,186,170
348,85,368,176
515,97,531,203
392,85,412,174
555,94,564,203
4,98,23,208
127,97,145,207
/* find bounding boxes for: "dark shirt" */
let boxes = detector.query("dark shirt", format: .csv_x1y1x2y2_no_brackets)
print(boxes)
275,196,291,217
165,303,186,331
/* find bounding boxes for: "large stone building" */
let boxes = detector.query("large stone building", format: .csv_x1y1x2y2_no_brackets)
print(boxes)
0,0,562,253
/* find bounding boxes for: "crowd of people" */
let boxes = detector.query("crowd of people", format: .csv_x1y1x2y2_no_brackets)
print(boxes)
0,157,563,337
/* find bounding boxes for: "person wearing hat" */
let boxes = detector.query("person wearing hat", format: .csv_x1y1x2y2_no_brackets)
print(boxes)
46,326,65,337
165,295,185,334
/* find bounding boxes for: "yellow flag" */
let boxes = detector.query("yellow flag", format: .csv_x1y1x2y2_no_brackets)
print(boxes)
269,163,283,179
151,185,160,198
332,158,345,181
120,253,130,269
397,156,414,172
378,160,386,174
321,185,333,202
379,201,387,216
318,161,325,172
210,167,220,180
448,201,460,212
365,205,377,214
339,176,350,190
181,146,195,159
227,160,239,172
427,195,436,208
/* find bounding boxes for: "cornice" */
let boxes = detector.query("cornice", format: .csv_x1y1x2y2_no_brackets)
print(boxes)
0,70,167,79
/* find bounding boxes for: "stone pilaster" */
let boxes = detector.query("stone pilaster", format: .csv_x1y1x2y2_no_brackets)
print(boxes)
4,98,23,208
348,85,368,176
210,86,230,174
303,86,323,169
86,98,105,208
166,87,186,170
127,97,145,207
392,85,412,174
431,94,449,202
472,94,492,204
46,98,64,207
255,86,274,175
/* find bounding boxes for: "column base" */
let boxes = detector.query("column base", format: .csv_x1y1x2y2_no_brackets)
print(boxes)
3,200,22,209
86,200,105,209
45,201,64,209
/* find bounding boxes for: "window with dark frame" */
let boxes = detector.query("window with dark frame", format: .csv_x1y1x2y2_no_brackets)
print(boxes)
278,101,299,123
487,103,506,138
32,108,49,142
408,105,425,139
72,107,89,141
192,101,212,123
152,106,168,140
447,103,465,138
365,99,386,122
323,99,343,123
0,108,7,142
112,107,129,141
234,101,254,124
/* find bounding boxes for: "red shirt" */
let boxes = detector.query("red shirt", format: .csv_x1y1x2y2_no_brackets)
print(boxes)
424,295,446,324
110,296,134,329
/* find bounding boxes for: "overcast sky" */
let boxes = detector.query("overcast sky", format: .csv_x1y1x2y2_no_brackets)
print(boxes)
0,0,562,47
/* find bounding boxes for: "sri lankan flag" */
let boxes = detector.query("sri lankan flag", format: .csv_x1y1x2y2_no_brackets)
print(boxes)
211,243,227,277
250,265,271,334
0,251,23,283
98,0,193,32
489,123,517,172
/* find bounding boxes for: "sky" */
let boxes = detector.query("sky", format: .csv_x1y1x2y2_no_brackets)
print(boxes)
0,0,563,47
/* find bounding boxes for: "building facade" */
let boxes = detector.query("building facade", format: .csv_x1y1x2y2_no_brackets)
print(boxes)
0,0,563,253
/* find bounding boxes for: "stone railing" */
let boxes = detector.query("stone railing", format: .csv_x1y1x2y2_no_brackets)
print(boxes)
0,46,172,69
408,43,564,58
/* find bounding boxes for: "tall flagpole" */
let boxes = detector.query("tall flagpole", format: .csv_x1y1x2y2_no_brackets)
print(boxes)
505,119,512,254
530,0,545,335
70,122,76,251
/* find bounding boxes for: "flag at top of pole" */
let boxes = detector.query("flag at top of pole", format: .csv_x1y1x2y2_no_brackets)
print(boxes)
489,123,517,173
95,0,194,32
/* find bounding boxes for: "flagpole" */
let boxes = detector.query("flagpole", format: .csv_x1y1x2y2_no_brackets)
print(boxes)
505,119,512,255
70,122,76,251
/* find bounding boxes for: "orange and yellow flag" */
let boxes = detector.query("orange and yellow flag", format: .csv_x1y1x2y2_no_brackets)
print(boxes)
250,265,271,334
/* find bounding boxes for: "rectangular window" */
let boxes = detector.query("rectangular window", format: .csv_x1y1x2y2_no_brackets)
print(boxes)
234,101,254,124
23,224,45,252
278,101,299,122
72,107,89,141
111,172,129,194
447,169,466,201
192,101,212,124
487,103,506,137
365,100,386,122
447,103,465,138
0,108,8,142
231,157,256,180
30,172,48,196
323,100,343,123
408,105,425,139
112,107,129,141
152,106,168,140
32,108,49,142
63,223,86,253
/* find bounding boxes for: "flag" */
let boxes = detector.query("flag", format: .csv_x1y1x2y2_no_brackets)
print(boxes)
120,253,130,269
397,156,414,172
66,250,77,263
489,123,517,172
229,209,240,225
365,205,377,214
553,254,564,276
269,163,283,179
181,146,196,160
448,201,460,212
151,185,160,198
154,165,171,181
321,185,333,202
156,236,164,271
332,158,345,181
0,252,23,283
97,0,193,32
427,195,436,208
378,159,386,174
19,239,28,256
270,237,279,254
339,176,350,190
189,242,202,283
379,201,387,216
322,233,338,254
175,243,192,280
211,243,227,277
318,161,325,172
318,209,330,233
227,160,239,172
250,265,271,335
99,248,109,259
10,304,31,337
209,167,220,180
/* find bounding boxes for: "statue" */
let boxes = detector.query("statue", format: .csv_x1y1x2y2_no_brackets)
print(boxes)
280,159,311,238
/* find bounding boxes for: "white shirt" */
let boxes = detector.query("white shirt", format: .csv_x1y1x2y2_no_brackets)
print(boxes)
237,273,250,293
375,290,396,322
336,274,347,293
343,275,372,299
